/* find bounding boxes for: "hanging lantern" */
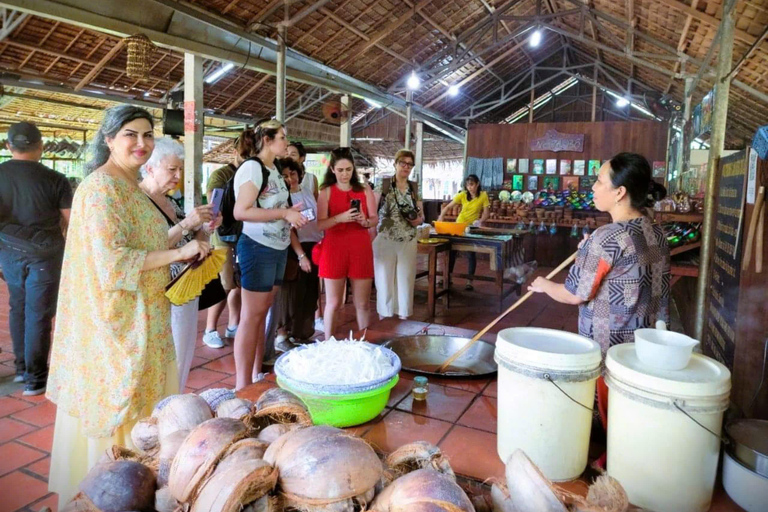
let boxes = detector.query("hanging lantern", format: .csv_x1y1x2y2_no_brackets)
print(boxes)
124,34,157,80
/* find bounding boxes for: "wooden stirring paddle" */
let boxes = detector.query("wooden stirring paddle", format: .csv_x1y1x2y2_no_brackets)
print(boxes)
435,251,578,374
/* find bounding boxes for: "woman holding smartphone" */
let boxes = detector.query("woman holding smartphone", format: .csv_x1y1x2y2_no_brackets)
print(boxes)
232,120,307,390
316,148,377,340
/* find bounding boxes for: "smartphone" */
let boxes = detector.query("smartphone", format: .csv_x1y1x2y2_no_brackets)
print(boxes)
210,188,224,217
300,207,316,221
350,198,361,212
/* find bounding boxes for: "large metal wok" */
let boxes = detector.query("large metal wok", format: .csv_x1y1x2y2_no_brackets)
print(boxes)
383,333,497,378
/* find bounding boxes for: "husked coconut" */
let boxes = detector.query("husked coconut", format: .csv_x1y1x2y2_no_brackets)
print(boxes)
256,423,299,444
384,441,455,482
214,438,270,476
157,429,189,487
504,450,567,512
490,482,514,512
154,394,213,441
71,461,156,512
155,486,179,512
264,425,382,511
248,388,312,429
216,398,253,420
371,469,473,512
191,458,278,512
199,388,237,412
558,475,630,512
131,416,160,456
168,417,249,503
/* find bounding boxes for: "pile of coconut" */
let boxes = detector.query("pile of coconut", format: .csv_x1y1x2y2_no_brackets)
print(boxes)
60,387,634,512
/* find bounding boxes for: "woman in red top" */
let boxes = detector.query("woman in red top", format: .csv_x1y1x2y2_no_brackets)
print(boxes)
316,148,377,340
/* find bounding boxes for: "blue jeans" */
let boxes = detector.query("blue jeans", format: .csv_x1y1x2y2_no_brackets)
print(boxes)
0,248,63,387
237,235,288,293
449,251,477,277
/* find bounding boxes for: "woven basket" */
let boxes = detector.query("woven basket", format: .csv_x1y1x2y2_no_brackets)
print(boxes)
125,34,156,80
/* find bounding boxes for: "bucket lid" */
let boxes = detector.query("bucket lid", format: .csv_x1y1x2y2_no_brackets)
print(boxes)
605,343,731,398
496,327,601,373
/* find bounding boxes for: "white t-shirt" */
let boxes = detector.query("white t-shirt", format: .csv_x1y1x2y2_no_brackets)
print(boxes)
233,159,291,250
301,172,318,195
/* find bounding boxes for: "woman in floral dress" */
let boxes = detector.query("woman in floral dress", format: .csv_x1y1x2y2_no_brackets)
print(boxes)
46,106,210,504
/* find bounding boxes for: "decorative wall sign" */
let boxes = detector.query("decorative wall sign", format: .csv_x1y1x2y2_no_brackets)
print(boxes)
529,129,585,152
560,160,572,175
588,160,601,176
543,176,560,191
518,159,529,174
563,176,579,191
512,175,524,191
532,159,545,175
573,160,586,176
652,161,666,178
527,175,539,191
506,159,517,174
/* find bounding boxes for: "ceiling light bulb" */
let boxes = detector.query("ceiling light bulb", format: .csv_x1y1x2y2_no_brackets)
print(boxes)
205,62,235,84
448,84,460,97
530,30,542,48
616,97,630,107
407,71,421,90
364,98,382,108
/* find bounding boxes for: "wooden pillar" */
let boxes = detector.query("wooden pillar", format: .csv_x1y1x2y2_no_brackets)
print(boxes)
529,69,535,123
339,94,351,147
694,0,737,341
405,90,413,150
591,64,597,122
414,121,424,188
183,53,203,214
678,77,694,191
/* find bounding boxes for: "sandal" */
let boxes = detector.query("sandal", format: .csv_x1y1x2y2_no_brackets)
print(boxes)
465,282,474,291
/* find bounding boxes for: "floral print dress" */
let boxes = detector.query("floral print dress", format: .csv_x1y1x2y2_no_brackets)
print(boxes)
47,172,176,437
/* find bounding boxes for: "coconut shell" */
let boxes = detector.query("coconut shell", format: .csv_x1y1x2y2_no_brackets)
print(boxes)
156,394,213,441
131,416,160,456
264,425,382,504
155,486,180,512
199,388,237,412
168,417,249,503
385,441,455,481
216,398,253,420
157,429,190,488
214,438,270,476
60,492,100,512
191,459,278,512
504,450,568,512
559,475,630,512
249,388,312,429
371,469,474,512
256,423,299,444
490,482,515,512
242,496,280,512
79,461,157,512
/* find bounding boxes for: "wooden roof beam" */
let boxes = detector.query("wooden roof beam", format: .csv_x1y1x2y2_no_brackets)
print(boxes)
224,74,270,114
728,24,768,80
279,0,334,28
74,40,124,91
292,0,354,47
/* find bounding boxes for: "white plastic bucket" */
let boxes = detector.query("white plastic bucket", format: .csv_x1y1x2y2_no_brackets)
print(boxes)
605,343,731,512
495,327,601,481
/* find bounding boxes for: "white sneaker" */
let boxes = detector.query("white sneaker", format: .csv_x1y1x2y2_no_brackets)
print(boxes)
252,372,269,383
202,330,225,349
13,375,24,383
275,335,294,353
225,325,238,338
313,317,324,331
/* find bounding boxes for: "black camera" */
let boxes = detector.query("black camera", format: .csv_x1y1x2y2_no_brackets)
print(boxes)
400,205,421,221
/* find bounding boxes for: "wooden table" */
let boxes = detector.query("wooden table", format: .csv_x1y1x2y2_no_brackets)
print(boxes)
440,228,526,312
416,239,451,318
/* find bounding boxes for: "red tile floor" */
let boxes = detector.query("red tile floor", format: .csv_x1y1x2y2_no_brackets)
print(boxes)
0,258,743,511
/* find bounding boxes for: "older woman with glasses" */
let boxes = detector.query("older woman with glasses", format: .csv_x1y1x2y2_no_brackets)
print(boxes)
373,149,423,319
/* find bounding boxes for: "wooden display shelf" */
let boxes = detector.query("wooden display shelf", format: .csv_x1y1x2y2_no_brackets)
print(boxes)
654,212,704,223
670,241,701,257
670,263,699,278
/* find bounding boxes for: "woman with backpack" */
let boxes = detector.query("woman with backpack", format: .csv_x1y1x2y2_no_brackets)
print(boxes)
372,149,424,319
231,120,308,390
316,148,377,340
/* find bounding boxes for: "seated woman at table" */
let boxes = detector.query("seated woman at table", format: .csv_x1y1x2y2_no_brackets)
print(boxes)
437,174,490,290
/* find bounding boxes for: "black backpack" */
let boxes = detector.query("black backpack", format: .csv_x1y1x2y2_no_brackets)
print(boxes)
217,157,291,240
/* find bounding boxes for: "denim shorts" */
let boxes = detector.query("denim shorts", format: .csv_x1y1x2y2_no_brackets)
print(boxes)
236,235,288,292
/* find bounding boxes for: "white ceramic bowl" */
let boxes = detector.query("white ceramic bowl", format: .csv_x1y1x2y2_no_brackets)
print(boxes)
723,450,768,512
634,328,699,370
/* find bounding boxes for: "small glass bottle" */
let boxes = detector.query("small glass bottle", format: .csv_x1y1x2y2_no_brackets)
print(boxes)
412,376,429,401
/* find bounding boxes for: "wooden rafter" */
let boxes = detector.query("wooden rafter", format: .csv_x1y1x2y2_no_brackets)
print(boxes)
74,40,124,91
38,20,60,47
292,0,355,47
224,74,270,115
279,0,334,28
664,0,700,94
220,0,240,15
245,0,283,30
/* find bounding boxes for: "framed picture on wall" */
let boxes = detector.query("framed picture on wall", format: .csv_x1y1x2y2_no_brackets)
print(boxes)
580,176,597,189
512,175,524,191
546,159,557,175
532,159,545,175
527,175,539,191
560,160,572,175
588,160,601,175
563,176,579,191
543,176,560,191
573,160,586,176
518,158,529,174
652,161,666,178
506,159,517,174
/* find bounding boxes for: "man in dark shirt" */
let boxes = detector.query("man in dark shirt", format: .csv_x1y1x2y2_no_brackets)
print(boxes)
0,122,72,396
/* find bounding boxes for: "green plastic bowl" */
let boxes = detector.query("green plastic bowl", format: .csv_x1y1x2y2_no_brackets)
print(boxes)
277,374,399,428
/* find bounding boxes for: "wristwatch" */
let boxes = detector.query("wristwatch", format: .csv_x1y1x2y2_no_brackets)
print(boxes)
298,253,306,260
180,222,190,237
